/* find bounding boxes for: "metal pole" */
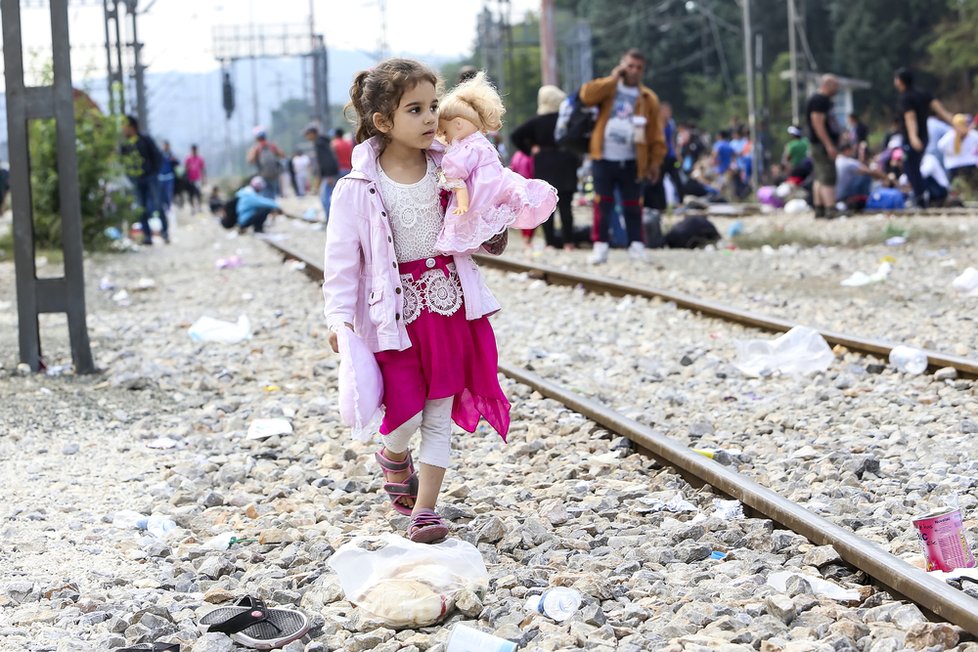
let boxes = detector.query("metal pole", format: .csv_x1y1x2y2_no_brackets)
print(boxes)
128,0,148,131
788,0,799,125
539,0,557,86
102,0,116,114
113,0,125,112
742,0,758,189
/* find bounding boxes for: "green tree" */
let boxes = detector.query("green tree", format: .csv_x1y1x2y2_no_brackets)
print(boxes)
26,94,134,251
927,0,978,102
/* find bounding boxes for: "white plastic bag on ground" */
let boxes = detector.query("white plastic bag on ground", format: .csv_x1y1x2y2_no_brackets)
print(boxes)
952,267,978,296
733,326,834,377
840,262,892,287
766,570,860,601
188,315,251,343
329,534,489,629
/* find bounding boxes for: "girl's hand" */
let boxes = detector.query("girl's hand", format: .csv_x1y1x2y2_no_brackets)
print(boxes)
328,323,354,353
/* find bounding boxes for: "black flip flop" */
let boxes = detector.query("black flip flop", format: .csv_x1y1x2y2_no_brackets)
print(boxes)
197,596,309,650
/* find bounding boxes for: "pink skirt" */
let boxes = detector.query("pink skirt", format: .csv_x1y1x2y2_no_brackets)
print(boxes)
375,255,511,441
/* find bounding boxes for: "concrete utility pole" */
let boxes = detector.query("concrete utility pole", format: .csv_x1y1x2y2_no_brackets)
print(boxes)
741,0,758,188
788,0,799,125
539,0,557,86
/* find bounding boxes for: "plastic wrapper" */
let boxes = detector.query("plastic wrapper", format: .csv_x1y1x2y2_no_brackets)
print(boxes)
329,534,488,628
336,327,384,442
733,326,834,377
187,315,252,343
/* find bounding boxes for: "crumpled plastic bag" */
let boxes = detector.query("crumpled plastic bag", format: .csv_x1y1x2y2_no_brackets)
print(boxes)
840,261,892,287
336,328,384,442
952,267,978,297
329,534,488,628
733,326,834,377
766,570,860,601
188,315,251,344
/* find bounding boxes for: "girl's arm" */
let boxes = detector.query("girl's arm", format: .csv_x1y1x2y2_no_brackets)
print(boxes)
322,182,363,335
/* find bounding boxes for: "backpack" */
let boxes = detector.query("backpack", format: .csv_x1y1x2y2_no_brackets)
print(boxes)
257,145,281,180
665,215,721,249
865,188,905,210
554,89,596,155
220,197,238,229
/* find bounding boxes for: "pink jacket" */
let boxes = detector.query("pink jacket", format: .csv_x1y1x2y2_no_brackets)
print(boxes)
322,137,502,352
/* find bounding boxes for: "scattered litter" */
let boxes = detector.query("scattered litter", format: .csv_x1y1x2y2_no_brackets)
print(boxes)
337,327,384,442
930,567,978,583
302,208,320,222
638,492,698,513
145,436,182,450
446,624,516,652
885,236,907,246
104,226,123,240
263,385,281,392
329,534,489,628
952,268,978,297
710,499,744,520
840,261,892,287
889,345,928,375
216,255,243,269
45,364,71,377
783,198,809,214
733,326,834,377
524,587,581,622
188,315,252,344
112,510,146,529
99,276,116,291
709,551,729,561
111,289,130,305
133,277,156,291
246,418,293,440
766,570,860,601
139,514,177,539
912,507,976,572
727,220,744,237
286,260,307,272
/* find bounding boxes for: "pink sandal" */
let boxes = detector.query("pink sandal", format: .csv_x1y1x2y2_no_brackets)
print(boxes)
408,509,449,544
375,448,419,516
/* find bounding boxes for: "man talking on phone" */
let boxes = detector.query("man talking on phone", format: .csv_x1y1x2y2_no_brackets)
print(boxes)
580,48,667,264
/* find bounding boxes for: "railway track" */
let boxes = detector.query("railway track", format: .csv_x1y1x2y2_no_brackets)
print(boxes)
264,237,978,639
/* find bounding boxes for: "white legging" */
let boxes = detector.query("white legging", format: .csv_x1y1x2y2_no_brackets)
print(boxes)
382,397,453,468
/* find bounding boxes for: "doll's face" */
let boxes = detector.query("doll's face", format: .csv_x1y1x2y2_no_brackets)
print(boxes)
438,116,479,143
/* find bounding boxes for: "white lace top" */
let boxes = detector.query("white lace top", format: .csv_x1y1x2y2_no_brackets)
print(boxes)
377,156,444,263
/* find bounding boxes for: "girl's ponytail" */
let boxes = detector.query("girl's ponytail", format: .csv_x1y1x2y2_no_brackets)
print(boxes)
345,70,375,144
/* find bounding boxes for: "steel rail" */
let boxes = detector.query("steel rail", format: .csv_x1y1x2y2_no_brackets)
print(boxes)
266,238,978,637
472,254,978,378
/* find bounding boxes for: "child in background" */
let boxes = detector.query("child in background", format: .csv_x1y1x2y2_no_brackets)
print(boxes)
434,72,557,255
323,59,511,543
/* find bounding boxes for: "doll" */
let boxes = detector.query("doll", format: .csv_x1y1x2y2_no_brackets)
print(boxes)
434,72,558,255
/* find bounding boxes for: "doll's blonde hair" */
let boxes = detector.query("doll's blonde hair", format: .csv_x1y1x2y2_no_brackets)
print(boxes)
439,71,505,133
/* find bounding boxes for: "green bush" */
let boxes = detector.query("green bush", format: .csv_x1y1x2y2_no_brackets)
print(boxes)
27,97,135,251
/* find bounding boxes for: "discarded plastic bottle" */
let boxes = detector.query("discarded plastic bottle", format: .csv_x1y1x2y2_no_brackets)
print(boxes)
888,345,928,375
524,587,582,622
138,515,177,539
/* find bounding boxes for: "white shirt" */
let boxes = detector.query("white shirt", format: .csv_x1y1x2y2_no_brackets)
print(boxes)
937,129,978,170
602,81,640,162
377,156,443,263
902,153,950,189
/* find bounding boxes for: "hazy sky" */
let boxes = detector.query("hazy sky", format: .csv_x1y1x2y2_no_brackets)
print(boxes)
4,0,540,85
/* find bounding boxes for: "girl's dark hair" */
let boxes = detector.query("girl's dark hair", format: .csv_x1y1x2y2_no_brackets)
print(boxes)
345,58,441,144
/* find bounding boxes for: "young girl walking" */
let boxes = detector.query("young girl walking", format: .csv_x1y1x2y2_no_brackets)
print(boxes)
323,59,511,543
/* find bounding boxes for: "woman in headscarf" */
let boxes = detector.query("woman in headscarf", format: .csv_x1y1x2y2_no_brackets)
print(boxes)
510,86,581,249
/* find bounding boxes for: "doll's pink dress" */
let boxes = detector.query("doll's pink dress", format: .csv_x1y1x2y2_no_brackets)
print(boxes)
435,132,557,255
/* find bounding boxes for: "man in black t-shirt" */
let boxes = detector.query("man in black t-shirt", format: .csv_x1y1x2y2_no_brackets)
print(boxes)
805,75,840,218
894,68,961,208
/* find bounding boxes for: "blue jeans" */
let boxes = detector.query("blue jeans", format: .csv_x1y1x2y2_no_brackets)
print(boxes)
259,177,279,199
593,159,642,245
320,177,335,222
133,176,166,242
159,174,175,212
